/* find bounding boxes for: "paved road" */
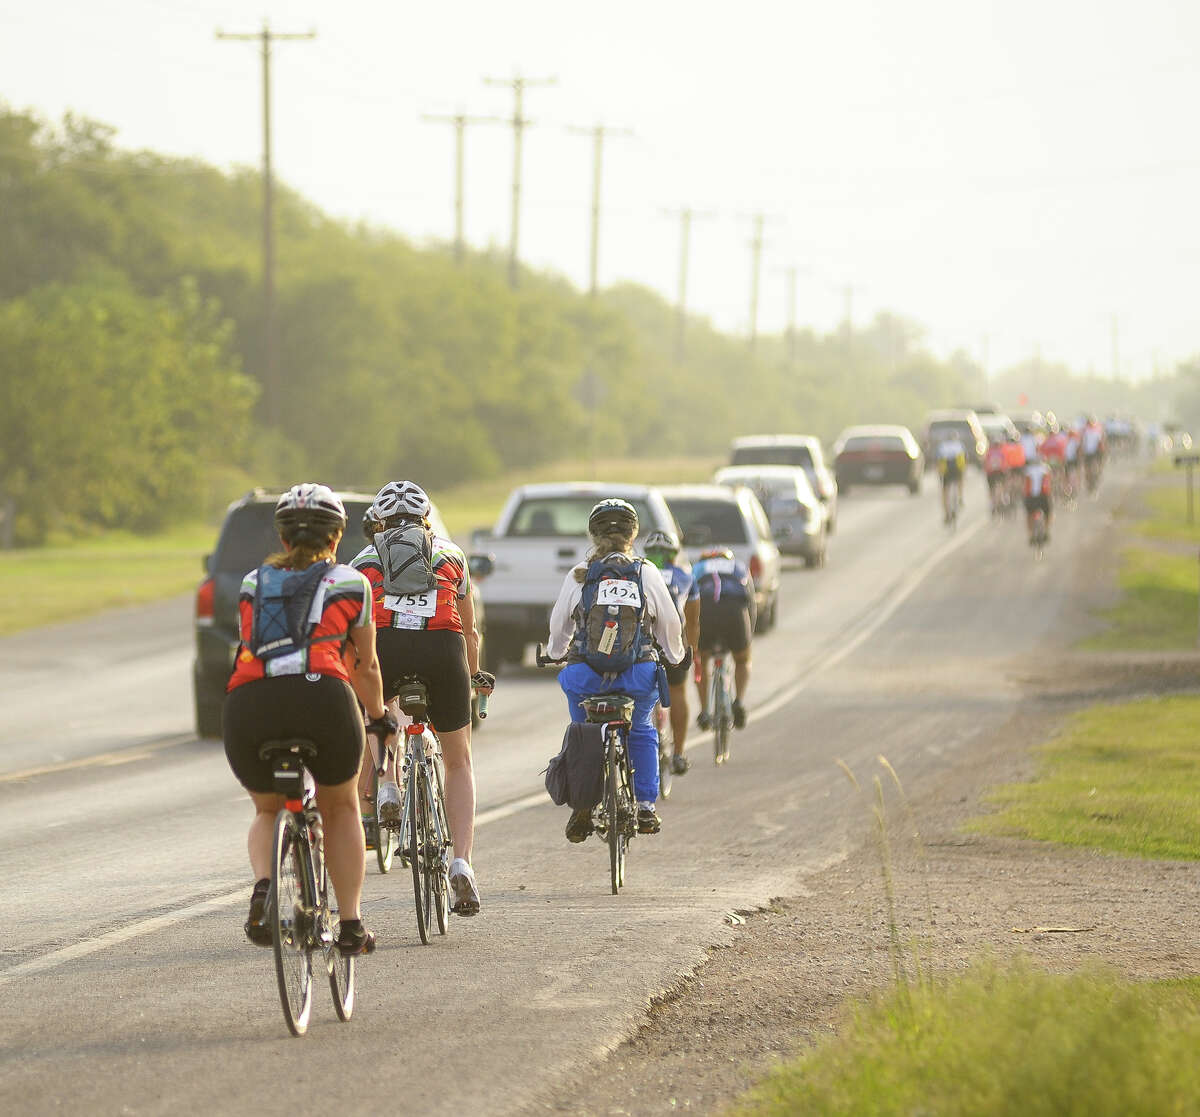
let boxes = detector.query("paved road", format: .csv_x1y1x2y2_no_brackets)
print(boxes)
0,471,1130,1115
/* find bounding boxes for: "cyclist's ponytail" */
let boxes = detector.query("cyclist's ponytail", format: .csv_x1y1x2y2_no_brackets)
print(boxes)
579,527,636,580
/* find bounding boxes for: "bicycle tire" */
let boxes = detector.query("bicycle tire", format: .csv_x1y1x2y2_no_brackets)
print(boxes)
270,810,313,1037
372,765,396,874
429,752,450,935
318,856,356,1022
712,659,730,765
606,733,622,895
407,748,431,944
656,703,674,800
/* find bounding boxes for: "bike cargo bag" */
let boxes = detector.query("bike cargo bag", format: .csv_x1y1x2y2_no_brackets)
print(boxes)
373,524,437,595
544,722,605,810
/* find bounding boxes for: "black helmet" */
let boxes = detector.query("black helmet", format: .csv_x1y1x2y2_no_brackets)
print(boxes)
588,498,639,537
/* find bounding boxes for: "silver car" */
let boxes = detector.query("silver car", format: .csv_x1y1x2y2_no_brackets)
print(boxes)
713,465,827,568
659,484,783,632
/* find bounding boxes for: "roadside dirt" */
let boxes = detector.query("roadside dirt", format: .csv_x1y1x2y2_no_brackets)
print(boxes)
526,472,1200,1116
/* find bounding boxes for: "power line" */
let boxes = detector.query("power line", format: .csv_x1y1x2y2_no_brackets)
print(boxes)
567,123,632,296
216,20,316,428
482,72,557,288
422,111,504,263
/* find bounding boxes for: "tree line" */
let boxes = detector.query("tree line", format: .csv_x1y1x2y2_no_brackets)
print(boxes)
2,106,1172,546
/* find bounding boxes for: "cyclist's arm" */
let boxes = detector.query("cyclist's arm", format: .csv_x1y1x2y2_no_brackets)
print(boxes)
346,621,387,720
460,589,481,677
643,565,685,664
546,567,583,660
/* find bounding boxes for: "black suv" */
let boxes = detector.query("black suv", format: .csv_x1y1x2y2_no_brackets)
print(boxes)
192,489,488,738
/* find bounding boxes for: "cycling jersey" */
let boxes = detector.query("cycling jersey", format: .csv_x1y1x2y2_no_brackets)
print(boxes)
353,533,471,634
1082,425,1104,456
1024,463,1053,498
660,563,699,619
1004,440,1027,470
984,444,1007,475
691,554,752,604
228,561,372,691
1064,435,1080,463
1039,432,1068,464
1019,432,1041,463
935,438,966,481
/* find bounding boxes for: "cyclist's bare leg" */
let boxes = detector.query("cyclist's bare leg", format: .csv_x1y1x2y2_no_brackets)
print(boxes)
733,649,751,702
439,725,476,863
247,790,285,880
696,653,711,714
315,776,366,921
668,681,688,754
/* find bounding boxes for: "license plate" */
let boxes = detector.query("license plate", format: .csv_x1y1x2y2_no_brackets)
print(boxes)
865,465,884,480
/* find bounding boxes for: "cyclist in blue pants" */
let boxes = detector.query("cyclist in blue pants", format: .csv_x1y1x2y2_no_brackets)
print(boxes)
546,499,688,840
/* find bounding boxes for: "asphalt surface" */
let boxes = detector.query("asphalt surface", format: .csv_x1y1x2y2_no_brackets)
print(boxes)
0,469,1132,1115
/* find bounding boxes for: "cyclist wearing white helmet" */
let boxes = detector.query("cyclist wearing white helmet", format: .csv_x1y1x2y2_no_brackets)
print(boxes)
643,529,700,775
353,480,493,916
546,499,688,839
224,483,393,956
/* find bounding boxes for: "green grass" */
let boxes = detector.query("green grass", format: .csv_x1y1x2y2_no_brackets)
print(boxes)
731,961,1200,1116
0,454,722,636
1135,478,1200,545
0,521,213,636
1081,546,1200,650
970,695,1200,860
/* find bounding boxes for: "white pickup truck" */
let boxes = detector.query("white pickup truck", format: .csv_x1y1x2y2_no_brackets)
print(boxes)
471,482,680,667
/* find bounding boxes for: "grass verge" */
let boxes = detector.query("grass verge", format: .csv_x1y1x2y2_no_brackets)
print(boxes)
730,961,1200,1116
0,521,213,637
970,695,1200,859
1080,546,1199,650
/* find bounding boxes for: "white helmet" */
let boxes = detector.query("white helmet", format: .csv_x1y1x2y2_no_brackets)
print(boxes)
274,483,347,535
372,479,431,521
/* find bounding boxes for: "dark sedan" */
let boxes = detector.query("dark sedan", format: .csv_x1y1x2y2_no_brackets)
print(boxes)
833,425,924,495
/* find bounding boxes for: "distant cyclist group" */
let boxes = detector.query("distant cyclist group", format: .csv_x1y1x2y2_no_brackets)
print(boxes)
223,484,754,959
938,413,1108,547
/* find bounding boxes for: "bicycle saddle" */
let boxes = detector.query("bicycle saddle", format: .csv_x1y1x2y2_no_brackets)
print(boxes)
581,695,635,725
391,676,430,722
257,738,319,763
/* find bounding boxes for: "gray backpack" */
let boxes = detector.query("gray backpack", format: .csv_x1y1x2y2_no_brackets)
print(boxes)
373,524,437,595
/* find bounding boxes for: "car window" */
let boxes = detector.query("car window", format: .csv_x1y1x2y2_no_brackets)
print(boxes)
508,497,654,538
745,495,772,539
666,498,748,544
842,435,904,453
731,445,815,468
213,500,370,574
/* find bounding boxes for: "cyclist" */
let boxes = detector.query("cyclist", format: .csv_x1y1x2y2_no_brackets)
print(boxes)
934,434,967,523
1081,415,1106,488
546,499,688,839
643,529,700,776
353,480,493,917
1039,425,1068,497
983,434,1009,516
692,546,755,731
1023,458,1054,545
223,484,394,957
1063,424,1082,497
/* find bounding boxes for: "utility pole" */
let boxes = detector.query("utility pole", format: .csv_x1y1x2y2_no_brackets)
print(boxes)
216,21,315,428
748,214,767,349
568,123,632,295
980,333,991,398
784,265,797,365
483,72,556,288
422,111,503,263
661,207,713,364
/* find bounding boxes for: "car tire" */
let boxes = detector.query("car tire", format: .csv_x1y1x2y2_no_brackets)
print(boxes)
908,478,921,495
195,687,224,739
488,630,526,671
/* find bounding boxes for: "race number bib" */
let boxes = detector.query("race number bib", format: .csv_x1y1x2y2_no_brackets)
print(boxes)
705,558,736,576
265,650,305,677
385,589,437,619
596,578,642,608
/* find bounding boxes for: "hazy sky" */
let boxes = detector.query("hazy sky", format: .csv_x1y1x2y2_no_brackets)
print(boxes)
3,0,1199,377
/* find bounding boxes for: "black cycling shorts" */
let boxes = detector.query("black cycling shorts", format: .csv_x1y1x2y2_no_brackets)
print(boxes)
224,673,365,794
376,628,471,733
698,597,752,654
1024,494,1051,516
665,658,691,687
940,467,962,485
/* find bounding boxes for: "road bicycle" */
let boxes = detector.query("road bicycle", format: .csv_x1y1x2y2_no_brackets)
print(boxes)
942,477,961,529
365,761,399,874
383,676,454,944
708,644,733,765
536,645,638,895
1029,508,1049,561
257,739,355,1037
655,700,674,799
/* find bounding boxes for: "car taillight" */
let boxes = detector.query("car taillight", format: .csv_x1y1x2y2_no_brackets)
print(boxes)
196,577,215,627
749,554,763,581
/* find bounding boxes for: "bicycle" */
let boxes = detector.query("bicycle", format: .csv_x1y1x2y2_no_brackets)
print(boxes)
1030,509,1049,560
364,761,399,875
536,645,638,895
943,477,961,529
384,676,454,944
655,700,674,799
257,739,355,1037
707,644,733,765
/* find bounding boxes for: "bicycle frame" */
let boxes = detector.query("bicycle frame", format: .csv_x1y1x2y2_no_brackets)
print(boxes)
709,648,732,764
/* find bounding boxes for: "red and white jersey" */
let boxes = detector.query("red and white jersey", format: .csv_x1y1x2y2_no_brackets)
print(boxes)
1039,432,1068,463
984,444,1008,474
1024,463,1052,498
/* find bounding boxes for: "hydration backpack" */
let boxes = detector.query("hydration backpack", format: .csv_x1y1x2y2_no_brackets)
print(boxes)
250,561,336,665
373,524,437,596
572,554,650,676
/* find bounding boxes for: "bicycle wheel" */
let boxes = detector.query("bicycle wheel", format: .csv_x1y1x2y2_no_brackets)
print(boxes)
656,704,674,800
606,734,623,895
317,857,356,1022
408,754,431,944
712,661,729,765
429,754,451,935
270,811,313,1037
373,763,397,874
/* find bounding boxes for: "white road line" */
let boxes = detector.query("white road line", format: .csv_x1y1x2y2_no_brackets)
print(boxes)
0,734,195,785
1,516,985,982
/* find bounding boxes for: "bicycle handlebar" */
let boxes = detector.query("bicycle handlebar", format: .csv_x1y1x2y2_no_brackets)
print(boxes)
534,643,565,668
